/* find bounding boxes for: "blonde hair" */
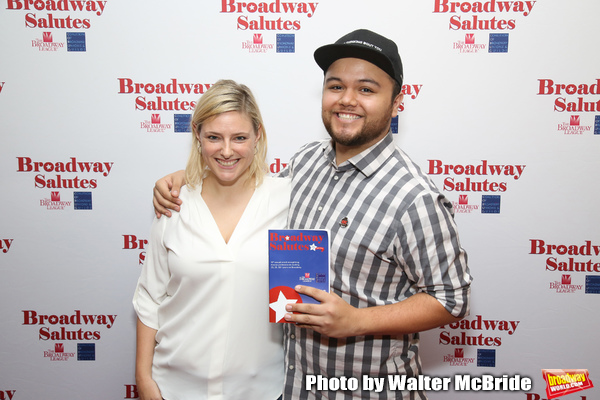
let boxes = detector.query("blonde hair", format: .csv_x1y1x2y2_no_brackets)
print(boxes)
185,79,268,188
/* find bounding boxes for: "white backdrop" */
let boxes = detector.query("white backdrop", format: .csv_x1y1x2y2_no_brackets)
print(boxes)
1,1,599,399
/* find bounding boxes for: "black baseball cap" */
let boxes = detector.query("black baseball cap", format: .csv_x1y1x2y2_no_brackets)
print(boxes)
314,29,403,88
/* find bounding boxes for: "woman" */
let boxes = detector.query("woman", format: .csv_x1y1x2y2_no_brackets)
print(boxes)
133,80,290,400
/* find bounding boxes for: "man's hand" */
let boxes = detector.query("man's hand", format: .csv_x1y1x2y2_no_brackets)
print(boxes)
284,287,464,338
153,170,185,218
284,285,363,338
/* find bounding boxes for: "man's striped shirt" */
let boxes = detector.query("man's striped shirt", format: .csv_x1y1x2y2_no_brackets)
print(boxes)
280,132,472,400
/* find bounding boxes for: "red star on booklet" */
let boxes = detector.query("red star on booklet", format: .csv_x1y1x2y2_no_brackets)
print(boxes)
269,286,302,323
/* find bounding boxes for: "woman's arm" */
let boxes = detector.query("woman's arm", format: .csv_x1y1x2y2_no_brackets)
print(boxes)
135,317,163,400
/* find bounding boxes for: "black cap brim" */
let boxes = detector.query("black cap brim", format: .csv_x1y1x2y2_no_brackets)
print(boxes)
314,44,399,86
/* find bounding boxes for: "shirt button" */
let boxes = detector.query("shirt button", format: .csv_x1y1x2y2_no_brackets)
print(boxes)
290,334,295,339
289,365,295,370
333,176,339,181
318,206,323,211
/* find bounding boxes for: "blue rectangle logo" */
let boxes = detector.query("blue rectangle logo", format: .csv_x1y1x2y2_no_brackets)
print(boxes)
489,33,509,53
74,192,93,210
391,116,398,134
585,275,600,294
67,32,86,52
594,115,600,135
77,343,95,361
276,34,295,53
481,195,501,214
477,349,496,367
174,114,192,133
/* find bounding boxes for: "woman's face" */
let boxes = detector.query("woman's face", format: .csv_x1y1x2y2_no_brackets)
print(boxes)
196,111,259,187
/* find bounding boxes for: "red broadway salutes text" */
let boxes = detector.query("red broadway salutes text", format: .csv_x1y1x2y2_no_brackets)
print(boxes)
7,0,108,16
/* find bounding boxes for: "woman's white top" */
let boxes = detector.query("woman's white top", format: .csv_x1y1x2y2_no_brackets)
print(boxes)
133,176,290,400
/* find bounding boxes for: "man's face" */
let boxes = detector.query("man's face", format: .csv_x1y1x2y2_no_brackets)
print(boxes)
321,57,403,156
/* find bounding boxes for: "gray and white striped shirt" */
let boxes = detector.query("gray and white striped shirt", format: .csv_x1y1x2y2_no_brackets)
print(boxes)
280,132,472,400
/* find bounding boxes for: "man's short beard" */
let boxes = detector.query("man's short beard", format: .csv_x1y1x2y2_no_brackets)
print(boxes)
322,107,393,148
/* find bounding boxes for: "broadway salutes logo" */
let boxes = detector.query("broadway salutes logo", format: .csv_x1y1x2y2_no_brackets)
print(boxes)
7,0,107,29
433,0,536,31
140,114,173,133
557,115,592,135
538,78,600,113
40,191,72,210
443,348,476,366
31,32,65,51
549,274,583,294
242,33,275,53
44,343,76,361
222,0,318,31
453,33,486,53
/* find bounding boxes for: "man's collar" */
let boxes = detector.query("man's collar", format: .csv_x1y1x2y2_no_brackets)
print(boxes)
323,131,396,177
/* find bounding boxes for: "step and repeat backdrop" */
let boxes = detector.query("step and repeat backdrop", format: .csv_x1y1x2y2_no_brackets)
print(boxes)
1,1,599,399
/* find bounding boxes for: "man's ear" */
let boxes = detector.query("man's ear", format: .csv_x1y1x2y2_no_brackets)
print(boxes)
392,93,404,118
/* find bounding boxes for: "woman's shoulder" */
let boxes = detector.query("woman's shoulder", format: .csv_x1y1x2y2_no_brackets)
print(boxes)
261,175,291,194
259,176,291,205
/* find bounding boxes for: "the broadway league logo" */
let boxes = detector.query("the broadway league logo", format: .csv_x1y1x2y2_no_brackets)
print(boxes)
557,115,592,135
39,191,72,210
453,33,486,53
44,343,76,361
443,348,475,366
31,32,65,51
242,33,275,53
140,114,172,133
452,194,480,213
300,271,315,283
549,274,583,293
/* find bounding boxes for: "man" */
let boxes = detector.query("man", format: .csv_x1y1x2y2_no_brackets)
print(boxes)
154,29,472,400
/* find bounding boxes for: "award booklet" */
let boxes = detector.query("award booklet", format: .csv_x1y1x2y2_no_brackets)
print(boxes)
268,229,330,323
